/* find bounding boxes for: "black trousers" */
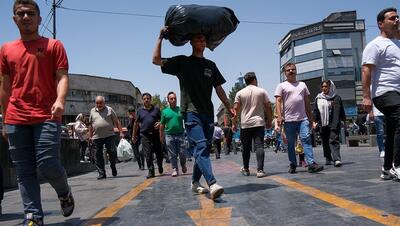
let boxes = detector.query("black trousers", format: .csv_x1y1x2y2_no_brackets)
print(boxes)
0,164,3,202
374,91,400,169
79,140,88,161
132,141,144,169
320,126,341,162
94,136,117,176
214,139,222,158
141,133,163,175
240,126,265,171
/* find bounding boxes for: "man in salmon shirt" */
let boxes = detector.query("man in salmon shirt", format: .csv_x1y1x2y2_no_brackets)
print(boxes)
0,1,74,225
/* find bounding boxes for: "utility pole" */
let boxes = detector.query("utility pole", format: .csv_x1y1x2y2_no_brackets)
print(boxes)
52,0,56,39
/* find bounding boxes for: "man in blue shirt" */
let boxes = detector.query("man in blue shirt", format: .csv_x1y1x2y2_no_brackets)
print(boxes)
133,93,162,179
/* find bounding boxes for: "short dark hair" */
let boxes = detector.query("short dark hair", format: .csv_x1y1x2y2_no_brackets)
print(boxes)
377,7,397,23
128,108,135,113
320,80,331,87
167,91,175,99
244,72,257,85
284,62,296,70
13,0,40,16
142,92,152,99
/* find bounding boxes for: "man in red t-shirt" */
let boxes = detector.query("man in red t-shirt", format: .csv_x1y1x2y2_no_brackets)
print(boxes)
0,1,74,225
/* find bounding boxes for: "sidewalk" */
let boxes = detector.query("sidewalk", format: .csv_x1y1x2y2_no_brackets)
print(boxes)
1,145,396,226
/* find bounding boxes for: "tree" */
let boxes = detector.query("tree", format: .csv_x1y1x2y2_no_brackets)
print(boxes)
151,94,168,110
228,83,245,106
223,82,245,127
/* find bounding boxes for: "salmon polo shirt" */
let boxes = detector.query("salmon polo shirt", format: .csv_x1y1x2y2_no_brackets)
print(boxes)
0,37,68,124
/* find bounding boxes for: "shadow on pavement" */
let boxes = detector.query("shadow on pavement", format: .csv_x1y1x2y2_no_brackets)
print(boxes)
0,212,23,221
77,217,119,226
224,183,279,194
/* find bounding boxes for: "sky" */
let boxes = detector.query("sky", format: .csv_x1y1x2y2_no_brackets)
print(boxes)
1,0,399,117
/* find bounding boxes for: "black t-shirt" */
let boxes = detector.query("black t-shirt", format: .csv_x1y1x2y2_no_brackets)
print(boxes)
161,55,226,117
137,106,161,135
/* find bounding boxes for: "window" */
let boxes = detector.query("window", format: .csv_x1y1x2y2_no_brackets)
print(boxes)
324,33,350,39
295,51,322,63
326,48,353,57
327,67,354,76
297,69,324,80
327,56,354,68
294,35,322,46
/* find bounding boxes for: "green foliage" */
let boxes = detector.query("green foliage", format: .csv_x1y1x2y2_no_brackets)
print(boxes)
152,94,168,110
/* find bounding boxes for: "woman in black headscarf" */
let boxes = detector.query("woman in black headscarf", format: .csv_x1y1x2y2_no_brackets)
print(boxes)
313,80,346,167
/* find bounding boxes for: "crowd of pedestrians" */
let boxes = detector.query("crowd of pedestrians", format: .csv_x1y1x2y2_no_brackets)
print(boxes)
0,1,399,225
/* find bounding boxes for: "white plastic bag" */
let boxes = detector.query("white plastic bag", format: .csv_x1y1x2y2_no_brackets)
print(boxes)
117,138,134,161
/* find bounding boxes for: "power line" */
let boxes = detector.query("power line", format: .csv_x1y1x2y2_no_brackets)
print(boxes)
40,9,53,35
58,6,163,18
57,5,375,28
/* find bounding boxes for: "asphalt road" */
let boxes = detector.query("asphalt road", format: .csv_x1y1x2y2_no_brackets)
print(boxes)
1,144,398,226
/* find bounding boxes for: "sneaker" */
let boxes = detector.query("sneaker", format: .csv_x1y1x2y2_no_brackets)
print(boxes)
325,160,333,165
256,170,266,178
191,181,209,194
59,187,75,217
299,160,307,168
146,173,155,179
334,161,342,167
288,164,296,174
171,168,178,177
97,174,106,180
381,167,395,180
158,167,164,175
182,165,187,174
390,164,400,180
23,214,43,226
209,183,224,199
380,151,385,158
240,167,250,176
308,163,324,173
111,166,117,177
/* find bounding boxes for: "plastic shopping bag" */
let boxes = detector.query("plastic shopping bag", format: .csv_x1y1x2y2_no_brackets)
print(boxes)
117,138,134,161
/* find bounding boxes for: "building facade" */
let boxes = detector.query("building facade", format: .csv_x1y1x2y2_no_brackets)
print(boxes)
278,11,366,117
64,74,142,126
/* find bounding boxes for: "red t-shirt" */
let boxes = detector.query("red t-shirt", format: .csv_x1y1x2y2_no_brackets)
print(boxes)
0,37,68,124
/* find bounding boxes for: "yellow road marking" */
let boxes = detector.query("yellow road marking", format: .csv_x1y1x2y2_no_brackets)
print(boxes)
186,195,232,226
84,178,155,226
269,175,400,226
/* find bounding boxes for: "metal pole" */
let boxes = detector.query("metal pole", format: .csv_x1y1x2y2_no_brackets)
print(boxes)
52,0,56,39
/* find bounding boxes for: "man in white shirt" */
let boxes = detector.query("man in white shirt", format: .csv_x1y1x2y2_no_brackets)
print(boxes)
362,7,400,180
232,72,272,178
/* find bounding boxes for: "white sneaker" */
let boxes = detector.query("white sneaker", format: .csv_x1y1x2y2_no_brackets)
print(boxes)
390,164,400,180
171,169,178,177
380,151,385,158
209,183,224,199
256,170,266,178
191,181,209,194
334,161,342,167
381,167,395,180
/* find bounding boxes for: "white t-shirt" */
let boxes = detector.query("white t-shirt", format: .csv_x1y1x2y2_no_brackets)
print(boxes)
213,126,224,139
274,81,310,122
235,85,270,129
362,36,400,98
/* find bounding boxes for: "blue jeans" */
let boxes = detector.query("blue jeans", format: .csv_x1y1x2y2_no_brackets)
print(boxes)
6,121,69,220
374,115,385,153
183,112,216,186
284,120,315,166
165,134,186,170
